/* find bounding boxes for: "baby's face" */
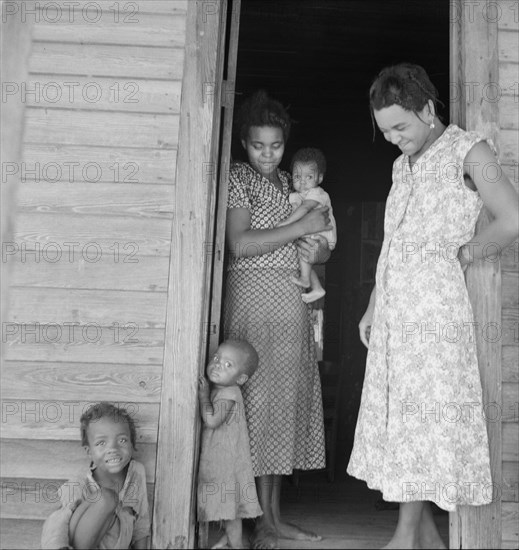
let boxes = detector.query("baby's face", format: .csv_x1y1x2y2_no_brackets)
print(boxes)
85,416,132,476
206,343,247,387
292,161,322,193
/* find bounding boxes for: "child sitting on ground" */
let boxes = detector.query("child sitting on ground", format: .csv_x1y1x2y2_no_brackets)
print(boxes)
42,402,150,549
197,339,262,549
278,147,337,303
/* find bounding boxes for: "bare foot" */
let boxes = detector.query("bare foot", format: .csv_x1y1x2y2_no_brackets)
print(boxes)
250,523,278,549
275,521,322,542
290,275,310,288
212,534,229,549
381,535,419,549
301,288,326,303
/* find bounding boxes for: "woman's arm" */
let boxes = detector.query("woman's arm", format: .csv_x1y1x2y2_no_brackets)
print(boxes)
359,285,377,348
226,205,331,259
460,142,519,267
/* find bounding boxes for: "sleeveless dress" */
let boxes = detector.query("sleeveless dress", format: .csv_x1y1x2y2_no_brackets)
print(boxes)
224,161,326,476
197,385,262,521
347,125,493,512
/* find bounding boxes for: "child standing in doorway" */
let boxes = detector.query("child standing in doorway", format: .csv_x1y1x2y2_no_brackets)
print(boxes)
348,63,519,549
278,147,337,303
197,339,263,549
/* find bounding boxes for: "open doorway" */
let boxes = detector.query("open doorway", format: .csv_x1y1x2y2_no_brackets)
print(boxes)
218,0,450,546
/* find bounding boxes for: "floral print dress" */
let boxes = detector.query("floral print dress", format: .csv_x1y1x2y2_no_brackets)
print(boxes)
347,124,493,512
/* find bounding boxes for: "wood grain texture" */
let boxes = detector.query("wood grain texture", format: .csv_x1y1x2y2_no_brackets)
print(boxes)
503,346,519,382
12,212,172,256
29,42,185,79
25,108,179,149
499,62,519,94
499,29,519,63
7,287,167,328
9,253,170,291
22,144,177,185
152,1,226,547
502,501,519,544
503,422,519,461
3,325,165,365
1,361,162,402
502,383,519,422
16,182,174,218
499,94,519,130
498,1,519,31
33,13,186,48
1,401,159,443
450,3,503,547
16,76,182,114
502,461,519,502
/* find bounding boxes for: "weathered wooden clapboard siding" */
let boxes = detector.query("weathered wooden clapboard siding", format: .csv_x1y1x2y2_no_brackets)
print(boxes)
1,1,188,547
499,3,519,548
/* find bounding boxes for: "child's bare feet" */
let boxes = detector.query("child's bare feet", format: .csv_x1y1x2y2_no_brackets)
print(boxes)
419,503,447,549
212,534,229,548
290,275,311,288
301,288,326,303
275,520,322,542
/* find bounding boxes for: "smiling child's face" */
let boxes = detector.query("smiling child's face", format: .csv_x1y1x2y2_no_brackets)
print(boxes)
206,343,248,388
85,416,133,478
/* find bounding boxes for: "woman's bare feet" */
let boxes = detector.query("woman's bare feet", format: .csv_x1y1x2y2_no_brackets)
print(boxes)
274,520,322,542
250,519,278,550
419,503,447,549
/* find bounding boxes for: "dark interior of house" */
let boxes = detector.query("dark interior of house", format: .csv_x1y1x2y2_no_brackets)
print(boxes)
230,0,450,479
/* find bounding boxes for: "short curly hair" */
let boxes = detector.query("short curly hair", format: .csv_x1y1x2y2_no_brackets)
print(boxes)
236,89,291,142
80,402,137,450
291,148,327,177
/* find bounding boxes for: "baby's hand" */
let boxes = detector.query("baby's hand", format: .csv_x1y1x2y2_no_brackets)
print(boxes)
198,376,210,399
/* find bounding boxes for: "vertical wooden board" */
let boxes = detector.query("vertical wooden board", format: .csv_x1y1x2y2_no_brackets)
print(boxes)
502,461,519,502
499,62,519,94
498,1,519,30
502,346,519,382
450,2,503,547
152,1,226,548
503,422,519,461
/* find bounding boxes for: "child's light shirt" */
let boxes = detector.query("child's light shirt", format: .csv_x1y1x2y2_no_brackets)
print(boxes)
59,459,150,549
289,186,337,250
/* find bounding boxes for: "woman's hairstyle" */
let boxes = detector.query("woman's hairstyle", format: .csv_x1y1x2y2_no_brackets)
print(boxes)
369,63,442,117
80,402,137,450
291,147,327,177
236,90,292,142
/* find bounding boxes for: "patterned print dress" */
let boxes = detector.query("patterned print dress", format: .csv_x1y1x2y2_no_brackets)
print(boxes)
224,162,326,477
347,125,493,512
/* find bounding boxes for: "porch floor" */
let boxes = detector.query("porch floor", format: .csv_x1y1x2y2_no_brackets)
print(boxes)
208,473,449,549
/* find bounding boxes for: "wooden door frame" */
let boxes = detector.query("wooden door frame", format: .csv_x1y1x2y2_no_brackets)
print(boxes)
450,1,502,548
152,1,229,547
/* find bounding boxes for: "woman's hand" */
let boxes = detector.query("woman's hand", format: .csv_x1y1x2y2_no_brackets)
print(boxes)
299,205,332,236
296,235,331,265
359,306,374,349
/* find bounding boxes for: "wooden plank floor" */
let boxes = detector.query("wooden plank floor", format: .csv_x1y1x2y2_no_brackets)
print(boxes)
208,473,449,549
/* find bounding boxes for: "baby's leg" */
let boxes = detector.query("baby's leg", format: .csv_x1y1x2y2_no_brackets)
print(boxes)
69,488,119,549
290,254,312,289
301,269,326,303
